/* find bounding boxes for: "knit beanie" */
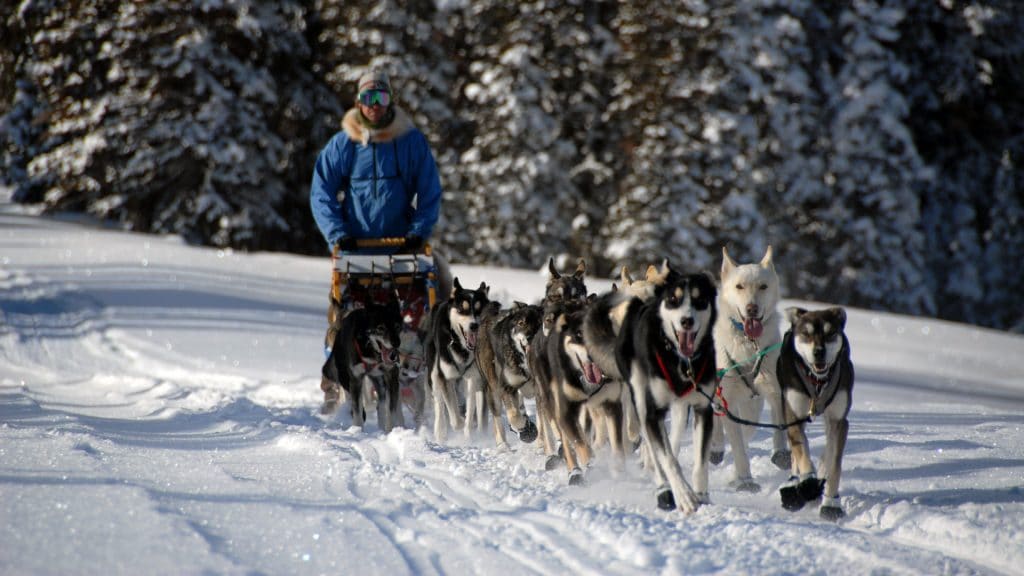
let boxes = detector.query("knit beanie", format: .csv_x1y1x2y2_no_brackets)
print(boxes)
357,70,391,94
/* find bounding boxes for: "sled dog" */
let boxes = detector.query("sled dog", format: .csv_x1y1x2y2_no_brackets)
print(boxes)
476,301,544,448
422,278,490,442
582,262,674,455
617,268,718,513
321,299,404,431
544,303,629,485
543,257,588,305
712,246,788,491
529,258,590,465
777,306,854,521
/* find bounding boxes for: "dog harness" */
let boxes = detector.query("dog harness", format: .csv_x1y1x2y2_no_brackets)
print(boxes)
721,318,783,398
655,338,711,397
793,352,843,417
353,337,396,376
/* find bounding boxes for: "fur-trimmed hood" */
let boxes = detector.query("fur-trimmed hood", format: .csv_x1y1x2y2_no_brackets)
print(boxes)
342,106,415,146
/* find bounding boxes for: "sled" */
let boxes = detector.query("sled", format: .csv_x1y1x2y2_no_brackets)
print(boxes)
330,238,437,397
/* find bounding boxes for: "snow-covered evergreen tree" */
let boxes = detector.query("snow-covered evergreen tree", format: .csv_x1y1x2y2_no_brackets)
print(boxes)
603,0,726,273
3,0,337,251
821,0,932,314
2,0,1021,330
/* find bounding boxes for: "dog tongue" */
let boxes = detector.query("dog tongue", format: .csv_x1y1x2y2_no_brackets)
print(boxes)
678,330,696,358
744,317,764,340
584,362,603,385
466,330,477,349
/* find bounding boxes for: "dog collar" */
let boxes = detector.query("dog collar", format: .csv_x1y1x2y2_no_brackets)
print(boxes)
730,317,745,333
655,339,709,397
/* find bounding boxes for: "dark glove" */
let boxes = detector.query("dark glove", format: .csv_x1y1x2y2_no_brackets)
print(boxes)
335,236,358,252
403,235,424,252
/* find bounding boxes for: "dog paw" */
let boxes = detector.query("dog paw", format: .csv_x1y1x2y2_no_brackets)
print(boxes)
820,505,845,522
544,455,562,471
319,400,340,416
770,450,792,470
696,491,711,505
514,419,538,443
732,478,761,493
568,467,585,486
656,487,676,511
709,450,725,465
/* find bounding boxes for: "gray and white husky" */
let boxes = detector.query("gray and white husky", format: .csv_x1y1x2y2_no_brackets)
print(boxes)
777,306,854,521
475,301,544,448
422,278,490,443
711,246,789,492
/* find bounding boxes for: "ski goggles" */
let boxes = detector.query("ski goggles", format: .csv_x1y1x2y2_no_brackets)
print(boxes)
358,89,391,107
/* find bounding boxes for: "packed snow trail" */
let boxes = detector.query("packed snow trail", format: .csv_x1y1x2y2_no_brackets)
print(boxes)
2,210,1023,575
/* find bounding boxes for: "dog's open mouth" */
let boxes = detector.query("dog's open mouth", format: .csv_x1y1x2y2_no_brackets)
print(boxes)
464,328,478,350
676,329,697,358
743,316,764,340
583,359,603,385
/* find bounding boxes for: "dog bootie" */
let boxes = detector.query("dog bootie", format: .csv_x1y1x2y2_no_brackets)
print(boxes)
780,476,805,511
709,450,725,465
513,419,538,443
780,475,826,512
656,487,676,511
568,467,585,486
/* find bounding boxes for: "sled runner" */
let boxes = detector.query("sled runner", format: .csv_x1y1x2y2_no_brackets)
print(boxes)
330,238,438,394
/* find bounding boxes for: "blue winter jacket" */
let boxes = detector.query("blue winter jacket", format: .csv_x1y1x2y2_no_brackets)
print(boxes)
310,106,442,251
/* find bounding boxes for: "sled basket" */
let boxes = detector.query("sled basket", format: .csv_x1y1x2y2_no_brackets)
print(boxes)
330,238,438,331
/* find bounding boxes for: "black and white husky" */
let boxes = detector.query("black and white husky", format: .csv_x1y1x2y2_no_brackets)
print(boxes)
476,301,544,448
321,299,404,431
422,278,490,443
616,269,718,513
777,306,854,521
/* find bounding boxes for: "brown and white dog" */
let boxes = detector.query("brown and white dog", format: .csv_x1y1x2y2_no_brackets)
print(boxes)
776,306,854,521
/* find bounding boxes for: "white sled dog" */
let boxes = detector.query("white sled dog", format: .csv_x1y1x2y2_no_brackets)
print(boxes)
777,306,854,521
422,278,490,443
712,246,789,491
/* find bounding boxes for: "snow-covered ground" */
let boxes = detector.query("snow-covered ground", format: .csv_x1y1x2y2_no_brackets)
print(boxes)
2,207,1022,575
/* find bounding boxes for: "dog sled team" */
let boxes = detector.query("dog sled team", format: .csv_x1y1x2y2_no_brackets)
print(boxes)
318,246,855,521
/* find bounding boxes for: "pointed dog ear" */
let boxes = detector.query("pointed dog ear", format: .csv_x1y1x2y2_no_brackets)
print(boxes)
478,281,488,296
761,245,775,271
548,257,560,279
828,307,847,330
574,258,586,278
647,260,670,285
452,277,462,298
620,266,633,286
721,246,737,276
785,306,807,326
